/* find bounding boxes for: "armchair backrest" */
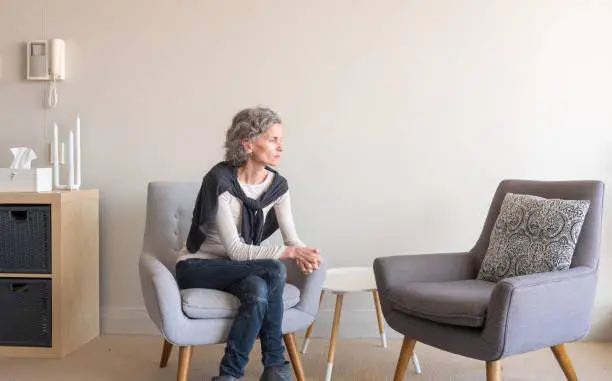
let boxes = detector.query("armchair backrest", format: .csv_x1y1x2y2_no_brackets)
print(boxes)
142,181,200,274
470,179,605,271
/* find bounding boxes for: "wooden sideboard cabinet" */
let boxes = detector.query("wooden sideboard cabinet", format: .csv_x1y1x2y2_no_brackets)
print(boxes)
0,190,99,358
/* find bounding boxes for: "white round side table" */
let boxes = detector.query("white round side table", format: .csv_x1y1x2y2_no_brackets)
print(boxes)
301,266,422,381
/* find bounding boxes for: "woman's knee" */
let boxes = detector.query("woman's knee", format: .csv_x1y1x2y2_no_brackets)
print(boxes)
258,259,287,280
240,275,269,303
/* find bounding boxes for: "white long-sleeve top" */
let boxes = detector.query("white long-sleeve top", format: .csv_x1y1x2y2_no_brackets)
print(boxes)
176,170,306,262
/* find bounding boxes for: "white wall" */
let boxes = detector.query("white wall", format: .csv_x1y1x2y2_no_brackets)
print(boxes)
1,0,612,340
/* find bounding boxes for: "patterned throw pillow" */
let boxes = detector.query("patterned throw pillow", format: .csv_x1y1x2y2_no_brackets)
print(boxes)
476,193,590,283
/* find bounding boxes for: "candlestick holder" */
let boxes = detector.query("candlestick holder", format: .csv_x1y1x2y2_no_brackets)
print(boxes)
52,115,81,190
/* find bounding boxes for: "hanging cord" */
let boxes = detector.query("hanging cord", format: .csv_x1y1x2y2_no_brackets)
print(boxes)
42,2,58,110
47,76,58,109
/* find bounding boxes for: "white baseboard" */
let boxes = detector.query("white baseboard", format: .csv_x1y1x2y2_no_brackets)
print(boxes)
584,308,612,341
101,306,612,341
296,309,403,340
101,307,159,335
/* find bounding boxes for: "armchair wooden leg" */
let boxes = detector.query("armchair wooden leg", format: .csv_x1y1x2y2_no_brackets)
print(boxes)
160,339,173,368
393,337,416,381
284,333,306,381
486,360,502,381
551,344,578,381
301,290,325,354
177,346,193,381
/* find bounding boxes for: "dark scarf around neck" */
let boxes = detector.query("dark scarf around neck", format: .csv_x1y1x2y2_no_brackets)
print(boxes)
186,161,289,253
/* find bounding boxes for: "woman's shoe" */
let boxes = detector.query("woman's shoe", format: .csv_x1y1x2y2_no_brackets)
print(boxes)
259,361,292,381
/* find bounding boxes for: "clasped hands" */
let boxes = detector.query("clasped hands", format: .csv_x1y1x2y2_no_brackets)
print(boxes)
283,246,322,275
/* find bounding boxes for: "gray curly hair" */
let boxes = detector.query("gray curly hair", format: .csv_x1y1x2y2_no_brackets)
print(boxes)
224,106,282,166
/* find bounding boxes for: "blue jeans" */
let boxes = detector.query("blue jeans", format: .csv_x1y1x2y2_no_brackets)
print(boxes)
175,258,287,378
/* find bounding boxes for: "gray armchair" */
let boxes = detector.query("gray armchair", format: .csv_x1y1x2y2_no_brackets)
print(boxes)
138,181,327,381
373,179,604,381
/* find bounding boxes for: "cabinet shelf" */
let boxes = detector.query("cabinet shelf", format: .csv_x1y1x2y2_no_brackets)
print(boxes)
0,273,52,278
0,190,99,358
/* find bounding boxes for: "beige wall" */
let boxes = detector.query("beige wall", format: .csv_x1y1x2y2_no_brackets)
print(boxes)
1,0,612,339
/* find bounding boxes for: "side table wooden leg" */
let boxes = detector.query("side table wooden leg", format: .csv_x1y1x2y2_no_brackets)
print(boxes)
301,290,325,354
326,293,344,381
412,353,422,374
372,290,387,348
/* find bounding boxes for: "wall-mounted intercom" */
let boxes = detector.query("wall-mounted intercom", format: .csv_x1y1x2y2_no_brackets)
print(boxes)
26,39,66,108
27,39,65,81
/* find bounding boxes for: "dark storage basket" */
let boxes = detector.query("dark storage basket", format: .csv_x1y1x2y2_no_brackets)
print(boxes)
0,278,52,347
0,204,51,273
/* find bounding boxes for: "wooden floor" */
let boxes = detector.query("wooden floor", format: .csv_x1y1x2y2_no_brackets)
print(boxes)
1,335,611,380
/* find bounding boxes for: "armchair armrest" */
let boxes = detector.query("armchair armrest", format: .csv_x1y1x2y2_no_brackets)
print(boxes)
373,252,477,293
139,252,189,342
483,266,598,357
282,257,328,317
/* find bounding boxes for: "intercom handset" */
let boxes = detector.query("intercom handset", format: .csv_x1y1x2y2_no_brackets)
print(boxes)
26,39,66,108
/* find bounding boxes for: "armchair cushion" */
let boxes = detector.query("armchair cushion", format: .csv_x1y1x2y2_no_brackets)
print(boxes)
386,280,496,327
180,283,301,319
477,193,590,283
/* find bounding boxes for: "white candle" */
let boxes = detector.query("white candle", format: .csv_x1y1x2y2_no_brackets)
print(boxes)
53,123,60,189
53,123,59,164
75,114,81,189
68,130,74,189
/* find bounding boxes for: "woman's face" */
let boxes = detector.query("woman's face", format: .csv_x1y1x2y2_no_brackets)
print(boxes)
246,123,284,167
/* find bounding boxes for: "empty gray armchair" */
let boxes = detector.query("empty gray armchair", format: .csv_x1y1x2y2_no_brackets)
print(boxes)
374,180,604,381
138,181,327,381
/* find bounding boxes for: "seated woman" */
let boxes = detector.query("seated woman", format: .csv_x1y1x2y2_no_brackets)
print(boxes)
175,106,322,381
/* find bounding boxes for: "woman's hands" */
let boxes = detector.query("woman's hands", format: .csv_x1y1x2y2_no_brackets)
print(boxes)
282,246,322,275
